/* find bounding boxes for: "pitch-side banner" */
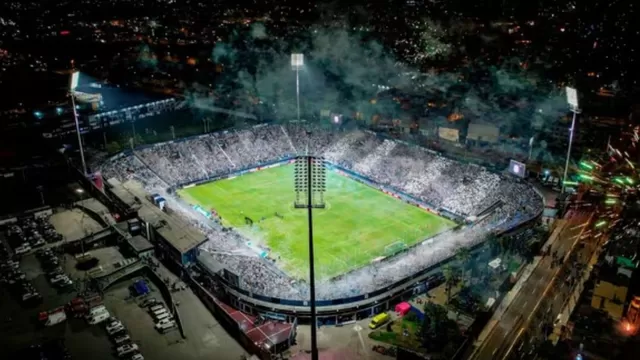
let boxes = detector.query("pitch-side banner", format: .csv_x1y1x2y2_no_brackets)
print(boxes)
438,127,459,142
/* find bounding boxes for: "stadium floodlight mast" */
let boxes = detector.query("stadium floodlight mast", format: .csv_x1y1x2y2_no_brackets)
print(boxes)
69,70,87,176
562,86,581,194
293,154,326,360
291,53,303,121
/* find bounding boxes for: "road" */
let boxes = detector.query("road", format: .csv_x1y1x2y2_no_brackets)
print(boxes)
512,209,607,359
472,210,593,360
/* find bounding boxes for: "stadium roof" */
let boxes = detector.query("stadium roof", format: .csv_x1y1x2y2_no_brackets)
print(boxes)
137,202,207,254
106,178,140,210
212,294,293,349
74,85,174,114
121,181,207,254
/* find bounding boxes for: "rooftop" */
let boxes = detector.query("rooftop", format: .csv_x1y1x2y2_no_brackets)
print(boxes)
123,181,207,254
605,222,640,268
106,178,140,210
127,235,154,254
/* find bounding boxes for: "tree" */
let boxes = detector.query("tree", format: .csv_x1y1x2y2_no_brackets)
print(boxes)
442,264,459,304
487,234,500,256
455,246,471,283
420,302,463,355
420,302,450,351
105,141,121,154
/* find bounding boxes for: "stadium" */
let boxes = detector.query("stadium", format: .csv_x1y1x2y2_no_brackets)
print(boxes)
99,121,544,318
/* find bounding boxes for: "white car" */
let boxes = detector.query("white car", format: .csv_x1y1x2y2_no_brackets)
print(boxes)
2,260,19,269
105,317,120,327
113,334,131,345
108,323,126,336
22,292,40,301
116,343,138,357
14,245,31,255
50,274,69,284
155,318,173,326
31,238,46,248
130,353,144,360
106,320,123,332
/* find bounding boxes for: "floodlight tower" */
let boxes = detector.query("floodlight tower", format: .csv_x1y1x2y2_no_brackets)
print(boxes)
291,53,303,121
69,70,87,176
293,153,326,360
562,86,581,194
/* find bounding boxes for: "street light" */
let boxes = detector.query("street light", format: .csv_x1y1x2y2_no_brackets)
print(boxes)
562,87,581,194
70,70,88,176
291,53,303,121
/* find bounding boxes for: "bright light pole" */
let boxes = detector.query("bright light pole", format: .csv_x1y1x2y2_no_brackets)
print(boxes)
562,87,581,194
70,71,87,176
293,155,325,360
291,53,303,121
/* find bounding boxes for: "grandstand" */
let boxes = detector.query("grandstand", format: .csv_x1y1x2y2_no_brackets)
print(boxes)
99,123,544,301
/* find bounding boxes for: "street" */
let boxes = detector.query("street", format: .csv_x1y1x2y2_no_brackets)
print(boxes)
472,210,593,360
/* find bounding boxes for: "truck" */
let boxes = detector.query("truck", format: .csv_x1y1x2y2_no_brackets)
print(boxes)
67,295,103,318
38,307,67,327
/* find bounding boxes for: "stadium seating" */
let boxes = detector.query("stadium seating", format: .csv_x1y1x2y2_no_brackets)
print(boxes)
100,124,543,300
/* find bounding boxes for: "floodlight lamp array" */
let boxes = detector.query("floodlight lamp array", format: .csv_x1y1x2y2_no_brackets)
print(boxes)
293,156,326,209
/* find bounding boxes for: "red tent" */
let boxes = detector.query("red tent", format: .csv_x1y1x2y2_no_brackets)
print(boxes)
395,302,411,316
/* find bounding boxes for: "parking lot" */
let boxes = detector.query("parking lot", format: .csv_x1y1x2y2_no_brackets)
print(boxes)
1,209,247,360
101,263,247,360
0,233,116,359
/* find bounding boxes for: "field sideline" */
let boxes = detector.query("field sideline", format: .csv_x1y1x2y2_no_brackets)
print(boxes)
178,164,456,280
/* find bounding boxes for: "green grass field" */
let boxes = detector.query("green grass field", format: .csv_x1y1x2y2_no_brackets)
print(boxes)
178,164,455,280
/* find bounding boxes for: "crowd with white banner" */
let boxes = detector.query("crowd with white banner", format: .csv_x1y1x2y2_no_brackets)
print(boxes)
100,124,543,300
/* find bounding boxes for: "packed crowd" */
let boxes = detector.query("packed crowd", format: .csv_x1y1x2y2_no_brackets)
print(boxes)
100,124,543,300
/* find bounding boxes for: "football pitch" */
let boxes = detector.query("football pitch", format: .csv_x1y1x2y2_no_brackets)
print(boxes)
178,164,456,280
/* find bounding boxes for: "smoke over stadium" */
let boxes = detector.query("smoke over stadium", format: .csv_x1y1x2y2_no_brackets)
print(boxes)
184,20,567,162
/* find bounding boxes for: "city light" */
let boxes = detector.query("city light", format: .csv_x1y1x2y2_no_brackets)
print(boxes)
579,161,593,170
70,71,80,90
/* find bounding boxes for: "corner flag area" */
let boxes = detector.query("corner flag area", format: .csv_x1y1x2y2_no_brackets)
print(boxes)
178,164,455,280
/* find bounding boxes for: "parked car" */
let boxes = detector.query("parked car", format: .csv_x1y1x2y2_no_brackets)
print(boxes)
140,298,157,308
116,343,139,358
106,321,123,333
22,291,42,303
1,260,20,270
47,267,64,278
87,311,111,325
155,320,177,333
50,274,70,285
107,323,126,336
129,353,144,360
56,278,74,290
31,238,46,248
14,245,31,255
113,334,131,345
